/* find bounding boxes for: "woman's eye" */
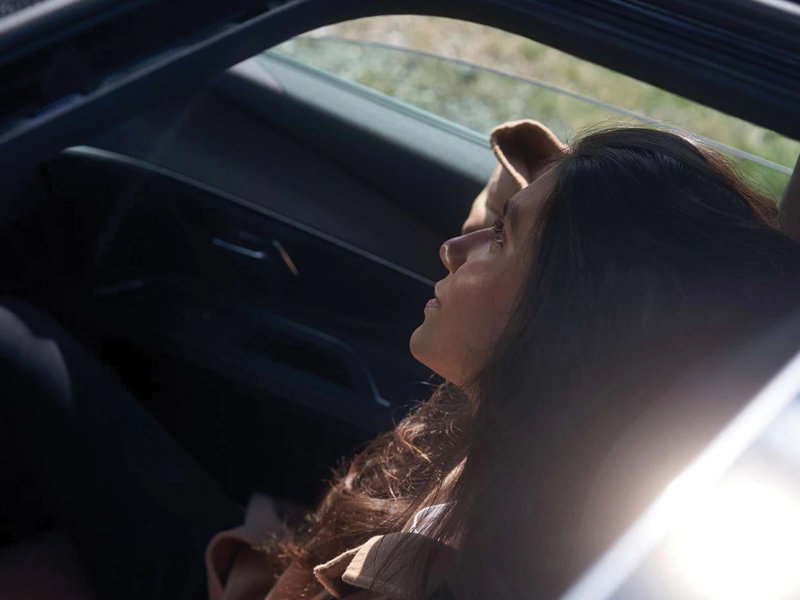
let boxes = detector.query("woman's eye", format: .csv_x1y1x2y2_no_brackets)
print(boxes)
492,218,505,248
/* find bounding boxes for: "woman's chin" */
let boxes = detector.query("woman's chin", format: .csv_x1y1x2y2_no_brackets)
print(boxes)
409,322,427,362
409,322,438,369
410,324,453,382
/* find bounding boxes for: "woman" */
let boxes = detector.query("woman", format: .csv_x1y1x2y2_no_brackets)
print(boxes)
208,126,800,600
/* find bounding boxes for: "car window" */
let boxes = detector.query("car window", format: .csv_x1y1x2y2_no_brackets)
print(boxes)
0,0,47,18
268,16,800,200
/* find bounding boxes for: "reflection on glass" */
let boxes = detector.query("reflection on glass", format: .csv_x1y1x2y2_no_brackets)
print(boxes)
268,37,797,199
653,400,800,600
561,350,800,600
596,397,800,600
664,473,800,599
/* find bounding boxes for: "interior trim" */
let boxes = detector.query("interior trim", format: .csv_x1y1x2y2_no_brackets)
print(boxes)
63,145,437,287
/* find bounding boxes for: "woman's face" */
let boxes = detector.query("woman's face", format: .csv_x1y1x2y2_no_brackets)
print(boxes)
410,169,557,386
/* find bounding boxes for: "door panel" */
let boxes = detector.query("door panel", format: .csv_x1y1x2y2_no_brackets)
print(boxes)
42,146,441,501
87,53,498,283
10,42,501,502
0,48,498,502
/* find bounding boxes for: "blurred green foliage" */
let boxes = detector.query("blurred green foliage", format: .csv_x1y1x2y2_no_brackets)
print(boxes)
272,36,798,200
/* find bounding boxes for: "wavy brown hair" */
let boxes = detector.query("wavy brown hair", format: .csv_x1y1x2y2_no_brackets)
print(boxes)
274,381,469,569
267,127,800,599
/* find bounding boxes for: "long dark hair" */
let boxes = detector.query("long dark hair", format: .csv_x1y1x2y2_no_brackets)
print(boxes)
270,127,800,599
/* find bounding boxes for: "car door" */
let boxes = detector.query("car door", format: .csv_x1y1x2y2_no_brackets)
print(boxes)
18,30,502,505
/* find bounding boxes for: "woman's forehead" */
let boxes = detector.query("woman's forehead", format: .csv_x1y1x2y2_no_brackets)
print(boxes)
510,167,558,221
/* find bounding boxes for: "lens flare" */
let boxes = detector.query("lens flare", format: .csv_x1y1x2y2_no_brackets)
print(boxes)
664,477,800,600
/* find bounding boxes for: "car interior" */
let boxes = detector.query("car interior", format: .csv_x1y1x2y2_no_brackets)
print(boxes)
2,45,492,509
2,0,800,598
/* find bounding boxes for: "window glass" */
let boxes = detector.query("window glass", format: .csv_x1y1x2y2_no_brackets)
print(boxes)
0,0,48,18
269,16,799,200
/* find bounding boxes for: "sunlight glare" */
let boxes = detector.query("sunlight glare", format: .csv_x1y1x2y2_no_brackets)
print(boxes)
665,478,800,600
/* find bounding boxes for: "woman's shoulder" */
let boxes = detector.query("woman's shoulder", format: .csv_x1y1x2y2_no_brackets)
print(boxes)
313,531,457,600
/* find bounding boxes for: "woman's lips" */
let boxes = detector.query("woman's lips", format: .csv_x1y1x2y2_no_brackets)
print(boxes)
427,283,443,309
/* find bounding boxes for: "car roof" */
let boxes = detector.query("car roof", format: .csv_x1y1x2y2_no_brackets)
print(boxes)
1,0,799,172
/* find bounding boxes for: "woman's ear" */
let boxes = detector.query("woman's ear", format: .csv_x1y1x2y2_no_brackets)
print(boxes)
462,119,564,235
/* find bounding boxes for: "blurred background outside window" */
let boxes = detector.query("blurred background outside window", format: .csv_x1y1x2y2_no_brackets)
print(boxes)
269,16,800,200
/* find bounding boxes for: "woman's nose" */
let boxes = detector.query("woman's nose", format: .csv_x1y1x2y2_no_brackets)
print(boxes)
440,232,475,274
